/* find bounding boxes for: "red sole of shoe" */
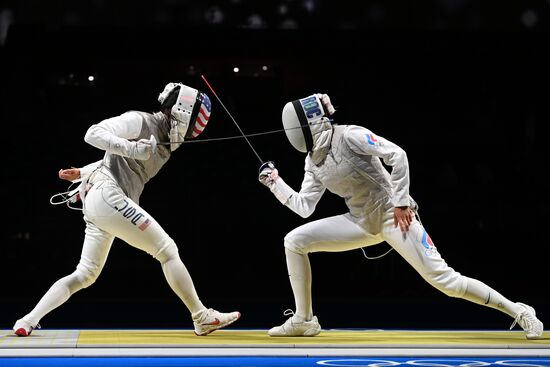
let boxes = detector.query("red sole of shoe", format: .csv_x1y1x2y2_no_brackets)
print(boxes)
15,328,29,337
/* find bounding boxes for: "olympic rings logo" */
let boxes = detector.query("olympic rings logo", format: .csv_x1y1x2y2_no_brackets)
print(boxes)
316,359,550,367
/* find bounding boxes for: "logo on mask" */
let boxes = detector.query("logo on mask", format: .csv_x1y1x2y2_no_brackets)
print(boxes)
300,95,324,121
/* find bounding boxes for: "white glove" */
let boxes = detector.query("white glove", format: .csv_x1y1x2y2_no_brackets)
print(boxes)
317,93,336,116
132,135,157,160
107,134,156,160
258,161,278,188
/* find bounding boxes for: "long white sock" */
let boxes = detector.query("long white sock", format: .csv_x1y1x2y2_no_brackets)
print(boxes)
23,273,83,326
285,248,313,321
161,257,205,315
462,277,522,317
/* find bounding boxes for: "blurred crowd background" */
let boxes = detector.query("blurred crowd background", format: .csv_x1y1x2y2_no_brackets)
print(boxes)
0,0,549,38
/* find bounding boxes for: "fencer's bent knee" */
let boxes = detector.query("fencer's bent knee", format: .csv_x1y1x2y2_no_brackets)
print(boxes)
75,261,101,289
153,236,179,263
284,232,310,254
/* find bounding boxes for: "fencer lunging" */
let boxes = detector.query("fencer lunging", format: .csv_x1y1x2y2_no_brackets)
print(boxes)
13,82,240,337
259,93,544,339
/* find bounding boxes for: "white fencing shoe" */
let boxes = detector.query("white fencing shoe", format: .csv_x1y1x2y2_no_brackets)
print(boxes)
13,318,40,337
192,308,241,336
510,303,544,339
268,310,321,337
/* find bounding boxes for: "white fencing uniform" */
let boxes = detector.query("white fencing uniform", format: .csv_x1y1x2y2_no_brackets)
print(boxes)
267,123,530,329
18,111,207,329
271,125,468,296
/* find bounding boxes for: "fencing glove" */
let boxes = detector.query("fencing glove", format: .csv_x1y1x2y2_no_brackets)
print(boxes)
258,161,278,188
108,134,157,160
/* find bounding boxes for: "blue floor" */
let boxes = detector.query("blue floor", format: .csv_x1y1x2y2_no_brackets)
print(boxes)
2,357,550,367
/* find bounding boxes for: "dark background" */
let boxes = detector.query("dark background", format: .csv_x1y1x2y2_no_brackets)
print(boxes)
1,1,549,332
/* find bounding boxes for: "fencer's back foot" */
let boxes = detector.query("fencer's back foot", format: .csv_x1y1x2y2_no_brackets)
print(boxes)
193,309,242,336
13,319,40,337
14,327,30,337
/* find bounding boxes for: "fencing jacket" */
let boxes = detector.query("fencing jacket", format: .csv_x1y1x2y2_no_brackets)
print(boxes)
270,124,418,232
81,111,172,204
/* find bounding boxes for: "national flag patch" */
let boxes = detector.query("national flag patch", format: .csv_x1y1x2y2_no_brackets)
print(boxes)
365,133,380,146
139,218,151,231
421,230,434,249
190,93,211,138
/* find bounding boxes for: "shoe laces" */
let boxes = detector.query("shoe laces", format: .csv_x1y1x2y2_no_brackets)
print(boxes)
510,309,531,331
283,309,295,318
281,309,297,326
281,309,315,324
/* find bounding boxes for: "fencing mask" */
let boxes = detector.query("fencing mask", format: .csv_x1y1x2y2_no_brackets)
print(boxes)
158,82,212,151
281,93,336,162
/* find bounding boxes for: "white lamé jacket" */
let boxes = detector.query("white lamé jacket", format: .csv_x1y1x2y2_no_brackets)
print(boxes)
78,111,172,205
270,124,417,232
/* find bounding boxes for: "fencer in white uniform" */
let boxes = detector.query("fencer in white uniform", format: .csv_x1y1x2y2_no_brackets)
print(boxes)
13,82,240,337
259,93,544,339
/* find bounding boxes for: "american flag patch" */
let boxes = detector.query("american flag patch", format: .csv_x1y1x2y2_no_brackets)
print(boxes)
190,93,211,138
139,218,151,231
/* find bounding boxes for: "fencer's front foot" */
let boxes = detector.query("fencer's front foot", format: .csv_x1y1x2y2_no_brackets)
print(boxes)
510,303,544,339
13,318,40,337
268,315,321,337
192,308,241,336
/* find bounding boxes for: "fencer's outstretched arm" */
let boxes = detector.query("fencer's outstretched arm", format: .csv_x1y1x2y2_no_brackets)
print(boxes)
84,111,154,160
260,164,326,218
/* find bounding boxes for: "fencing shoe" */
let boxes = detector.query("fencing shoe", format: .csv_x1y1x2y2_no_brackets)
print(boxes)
510,303,544,339
13,318,40,337
268,311,321,337
192,308,241,336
